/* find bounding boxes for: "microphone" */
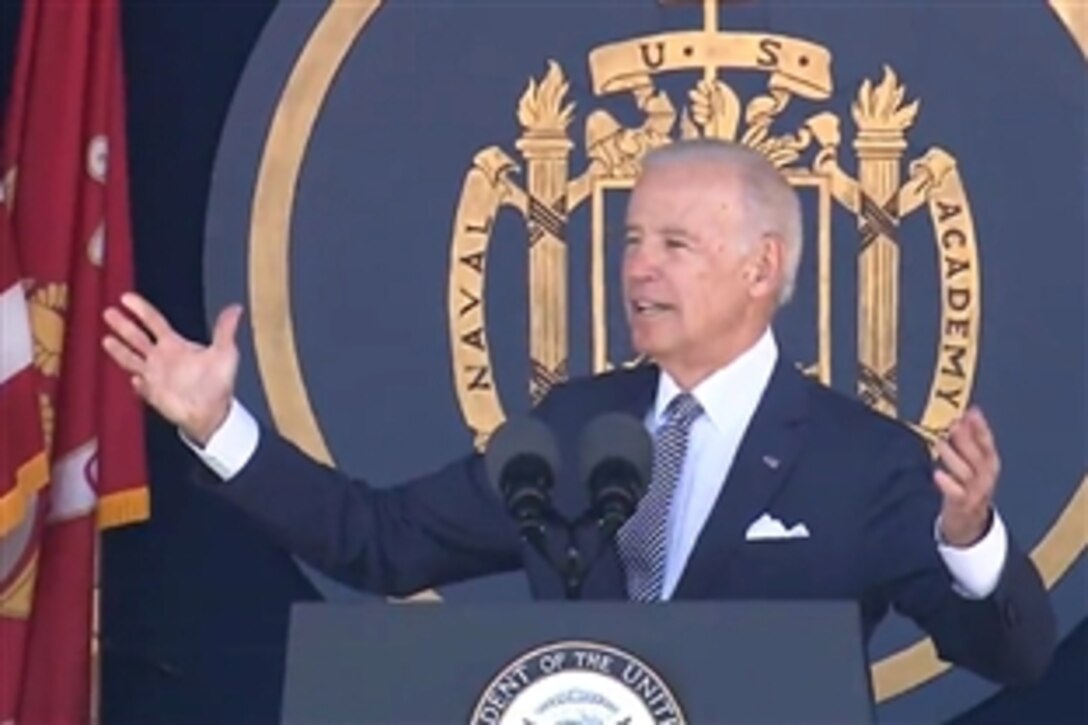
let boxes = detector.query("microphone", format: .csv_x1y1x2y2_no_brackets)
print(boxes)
579,412,653,537
484,416,560,541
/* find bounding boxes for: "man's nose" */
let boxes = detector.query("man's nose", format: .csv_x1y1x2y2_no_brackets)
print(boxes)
624,244,659,282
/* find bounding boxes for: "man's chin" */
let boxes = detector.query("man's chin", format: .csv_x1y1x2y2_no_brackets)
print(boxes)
627,334,668,361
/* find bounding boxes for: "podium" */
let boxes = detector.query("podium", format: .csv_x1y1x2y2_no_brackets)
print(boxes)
281,600,875,724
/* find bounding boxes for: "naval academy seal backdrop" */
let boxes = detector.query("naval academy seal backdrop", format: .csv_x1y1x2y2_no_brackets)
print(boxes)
199,1,1085,721
52,0,1078,722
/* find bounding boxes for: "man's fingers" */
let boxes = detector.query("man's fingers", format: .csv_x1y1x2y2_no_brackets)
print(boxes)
935,437,973,484
103,307,154,356
102,335,145,376
934,469,966,505
949,410,1000,488
949,418,986,471
119,292,173,341
130,374,150,399
211,304,243,351
966,408,1001,473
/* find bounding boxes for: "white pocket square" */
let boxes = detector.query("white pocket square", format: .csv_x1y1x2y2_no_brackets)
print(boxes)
744,512,810,541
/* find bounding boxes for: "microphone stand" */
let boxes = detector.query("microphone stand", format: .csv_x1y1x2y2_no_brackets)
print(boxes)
551,509,626,601
561,532,584,600
510,488,635,600
513,507,604,601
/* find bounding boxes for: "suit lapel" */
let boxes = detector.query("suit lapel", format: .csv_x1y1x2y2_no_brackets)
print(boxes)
672,360,811,599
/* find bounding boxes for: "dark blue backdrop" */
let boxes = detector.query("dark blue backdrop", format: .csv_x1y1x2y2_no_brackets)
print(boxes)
1,1,1083,722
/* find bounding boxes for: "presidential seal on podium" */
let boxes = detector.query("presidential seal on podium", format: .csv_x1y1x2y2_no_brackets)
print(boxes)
471,640,686,724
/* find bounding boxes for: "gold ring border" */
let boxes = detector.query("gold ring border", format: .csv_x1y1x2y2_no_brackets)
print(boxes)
469,638,687,724
247,0,1088,701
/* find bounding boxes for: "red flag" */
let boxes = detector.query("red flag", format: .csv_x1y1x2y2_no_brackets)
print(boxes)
0,0,150,721
0,187,49,719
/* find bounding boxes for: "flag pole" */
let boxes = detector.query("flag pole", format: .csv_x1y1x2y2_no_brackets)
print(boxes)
91,531,101,725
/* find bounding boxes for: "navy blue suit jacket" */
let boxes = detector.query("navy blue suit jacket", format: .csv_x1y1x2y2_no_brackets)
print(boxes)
198,358,1056,686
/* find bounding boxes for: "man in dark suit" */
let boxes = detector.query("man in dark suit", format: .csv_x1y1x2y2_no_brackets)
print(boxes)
102,139,1055,685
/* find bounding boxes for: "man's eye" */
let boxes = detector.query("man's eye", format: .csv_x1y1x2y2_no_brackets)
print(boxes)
665,238,688,249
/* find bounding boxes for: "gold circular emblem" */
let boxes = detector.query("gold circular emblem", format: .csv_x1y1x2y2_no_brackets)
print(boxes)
471,640,686,725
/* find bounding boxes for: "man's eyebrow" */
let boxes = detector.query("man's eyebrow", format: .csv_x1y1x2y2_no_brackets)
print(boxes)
623,223,695,237
658,225,695,239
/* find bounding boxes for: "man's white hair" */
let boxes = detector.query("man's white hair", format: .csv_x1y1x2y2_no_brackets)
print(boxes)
640,139,803,306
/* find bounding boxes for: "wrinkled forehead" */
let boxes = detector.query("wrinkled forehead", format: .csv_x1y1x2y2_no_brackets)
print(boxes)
625,165,745,234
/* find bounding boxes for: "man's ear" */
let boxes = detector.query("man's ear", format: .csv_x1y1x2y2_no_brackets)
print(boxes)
746,233,784,296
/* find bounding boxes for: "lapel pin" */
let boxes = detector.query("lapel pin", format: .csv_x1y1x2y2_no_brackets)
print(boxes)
762,455,780,469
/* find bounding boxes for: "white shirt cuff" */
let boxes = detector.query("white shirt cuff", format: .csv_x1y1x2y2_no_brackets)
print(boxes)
936,509,1008,599
178,398,260,481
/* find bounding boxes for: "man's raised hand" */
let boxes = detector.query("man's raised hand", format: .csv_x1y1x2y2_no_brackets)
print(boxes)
102,292,242,446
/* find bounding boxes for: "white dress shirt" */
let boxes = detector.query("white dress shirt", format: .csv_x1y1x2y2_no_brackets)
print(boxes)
183,327,1008,600
648,328,779,598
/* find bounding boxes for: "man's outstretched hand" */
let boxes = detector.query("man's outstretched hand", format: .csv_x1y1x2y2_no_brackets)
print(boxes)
102,292,242,446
